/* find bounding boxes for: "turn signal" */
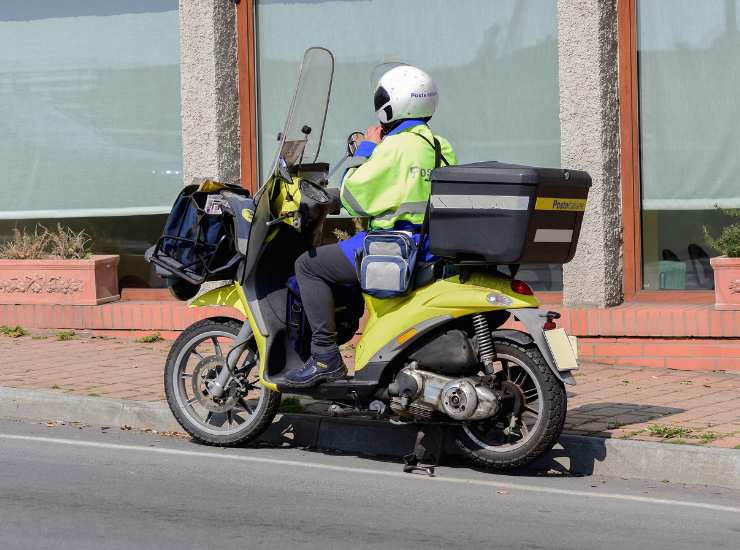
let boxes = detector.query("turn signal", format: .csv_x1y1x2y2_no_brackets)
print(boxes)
510,279,533,296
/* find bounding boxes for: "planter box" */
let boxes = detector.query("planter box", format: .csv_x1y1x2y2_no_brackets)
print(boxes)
0,255,119,306
709,256,740,310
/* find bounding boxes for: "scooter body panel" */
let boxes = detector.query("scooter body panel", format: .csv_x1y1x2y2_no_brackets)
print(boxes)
189,283,278,391
188,270,563,394
355,271,539,371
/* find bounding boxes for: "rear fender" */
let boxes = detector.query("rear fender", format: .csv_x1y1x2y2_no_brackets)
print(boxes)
504,308,576,386
491,329,534,348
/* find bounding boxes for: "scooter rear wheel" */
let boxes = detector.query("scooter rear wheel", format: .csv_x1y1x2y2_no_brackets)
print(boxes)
164,318,281,446
454,341,567,471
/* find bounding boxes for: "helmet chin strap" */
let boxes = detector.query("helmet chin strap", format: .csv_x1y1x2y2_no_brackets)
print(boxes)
381,116,433,136
381,119,404,134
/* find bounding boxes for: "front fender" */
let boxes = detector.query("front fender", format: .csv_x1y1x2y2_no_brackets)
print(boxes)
189,283,248,316
189,283,276,391
505,308,576,386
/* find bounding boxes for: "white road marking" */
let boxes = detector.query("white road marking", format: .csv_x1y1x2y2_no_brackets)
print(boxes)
1,432,738,514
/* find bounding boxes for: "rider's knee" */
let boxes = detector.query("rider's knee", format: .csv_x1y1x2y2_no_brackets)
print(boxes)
295,250,313,277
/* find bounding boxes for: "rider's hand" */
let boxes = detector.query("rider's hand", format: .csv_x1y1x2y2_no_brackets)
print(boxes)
364,125,383,144
351,132,366,147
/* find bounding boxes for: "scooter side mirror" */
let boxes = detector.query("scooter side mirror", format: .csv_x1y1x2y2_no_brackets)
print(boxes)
346,131,364,156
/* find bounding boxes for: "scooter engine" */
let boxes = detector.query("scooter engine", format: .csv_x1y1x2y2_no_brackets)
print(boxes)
388,362,500,421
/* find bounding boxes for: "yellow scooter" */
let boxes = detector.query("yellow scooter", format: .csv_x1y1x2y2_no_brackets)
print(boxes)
148,48,590,472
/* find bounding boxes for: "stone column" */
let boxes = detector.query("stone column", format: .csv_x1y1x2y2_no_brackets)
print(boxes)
179,0,240,185
558,0,623,307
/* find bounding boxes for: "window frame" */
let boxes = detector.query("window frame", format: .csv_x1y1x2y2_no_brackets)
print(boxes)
618,0,714,304
236,0,259,194
234,0,566,302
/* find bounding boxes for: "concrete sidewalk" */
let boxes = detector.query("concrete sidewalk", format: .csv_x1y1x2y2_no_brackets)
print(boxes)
1,329,738,448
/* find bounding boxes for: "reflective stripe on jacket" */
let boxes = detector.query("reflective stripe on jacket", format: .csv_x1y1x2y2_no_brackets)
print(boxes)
340,121,457,230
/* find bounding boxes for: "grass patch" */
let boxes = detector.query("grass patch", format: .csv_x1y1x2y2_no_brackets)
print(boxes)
667,439,688,445
0,325,28,338
698,432,721,444
55,330,76,341
31,335,48,340
50,384,60,390
279,396,304,414
87,393,100,397
135,332,163,344
647,424,692,439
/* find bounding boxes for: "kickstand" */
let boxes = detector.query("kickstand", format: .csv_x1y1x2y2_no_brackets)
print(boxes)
403,428,444,476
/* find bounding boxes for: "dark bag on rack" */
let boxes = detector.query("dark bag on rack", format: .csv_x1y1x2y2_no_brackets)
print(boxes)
147,181,249,286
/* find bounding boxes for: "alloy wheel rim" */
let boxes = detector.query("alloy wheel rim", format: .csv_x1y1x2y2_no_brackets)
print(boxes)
172,329,267,436
462,352,544,453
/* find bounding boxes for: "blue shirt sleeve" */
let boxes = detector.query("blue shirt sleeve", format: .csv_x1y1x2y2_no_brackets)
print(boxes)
353,140,377,158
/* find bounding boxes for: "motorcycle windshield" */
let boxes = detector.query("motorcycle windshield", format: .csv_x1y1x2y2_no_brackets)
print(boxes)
266,47,334,180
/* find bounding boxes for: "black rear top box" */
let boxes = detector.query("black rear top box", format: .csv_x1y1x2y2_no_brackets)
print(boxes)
428,161,591,265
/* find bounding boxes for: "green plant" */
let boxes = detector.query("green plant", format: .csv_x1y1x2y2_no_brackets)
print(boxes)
332,228,351,241
698,432,720,444
47,223,91,259
0,224,92,260
0,325,28,338
279,396,304,414
135,332,164,343
331,218,366,242
647,424,692,439
56,330,76,341
0,226,51,259
704,209,740,258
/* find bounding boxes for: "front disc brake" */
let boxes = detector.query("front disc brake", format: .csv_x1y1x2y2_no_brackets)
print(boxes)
191,356,240,413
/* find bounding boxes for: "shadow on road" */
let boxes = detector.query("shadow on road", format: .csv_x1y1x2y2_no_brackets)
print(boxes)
247,408,684,478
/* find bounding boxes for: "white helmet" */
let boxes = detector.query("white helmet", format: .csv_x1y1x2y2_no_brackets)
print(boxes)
372,64,438,124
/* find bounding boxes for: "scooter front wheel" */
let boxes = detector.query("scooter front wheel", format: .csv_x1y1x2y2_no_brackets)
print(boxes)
164,318,281,446
454,341,567,471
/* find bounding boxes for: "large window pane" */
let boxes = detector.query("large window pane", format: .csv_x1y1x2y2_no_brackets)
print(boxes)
0,1,182,287
255,0,561,290
637,0,739,290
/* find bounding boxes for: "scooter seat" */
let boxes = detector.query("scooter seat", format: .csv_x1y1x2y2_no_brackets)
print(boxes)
413,260,441,289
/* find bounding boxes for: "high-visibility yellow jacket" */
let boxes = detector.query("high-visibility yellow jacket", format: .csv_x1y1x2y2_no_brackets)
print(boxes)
340,120,456,230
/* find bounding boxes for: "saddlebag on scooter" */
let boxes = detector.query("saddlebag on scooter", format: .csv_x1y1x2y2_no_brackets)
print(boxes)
358,231,418,298
428,162,591,264
146,180,253,286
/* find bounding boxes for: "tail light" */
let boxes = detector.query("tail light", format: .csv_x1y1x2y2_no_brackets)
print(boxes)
543,320,557,330
510,279,533,296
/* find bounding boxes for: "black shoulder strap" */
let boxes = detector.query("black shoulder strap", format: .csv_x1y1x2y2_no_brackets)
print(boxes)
411,130,448,264
411,131,449,168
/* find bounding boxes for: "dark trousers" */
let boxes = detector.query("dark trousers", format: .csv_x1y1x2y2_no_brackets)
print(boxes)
294,244,359,355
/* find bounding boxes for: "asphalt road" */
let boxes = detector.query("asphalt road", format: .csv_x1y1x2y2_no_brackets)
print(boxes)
0,419,738,550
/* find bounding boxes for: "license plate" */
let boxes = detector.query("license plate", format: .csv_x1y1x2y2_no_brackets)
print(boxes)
543,328,579,371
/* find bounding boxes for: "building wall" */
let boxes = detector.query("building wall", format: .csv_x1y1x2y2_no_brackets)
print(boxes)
178,0,623,306
180,0,241,185
558,0,623,307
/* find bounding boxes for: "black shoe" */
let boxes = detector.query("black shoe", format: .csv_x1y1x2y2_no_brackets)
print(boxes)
284,349,347,388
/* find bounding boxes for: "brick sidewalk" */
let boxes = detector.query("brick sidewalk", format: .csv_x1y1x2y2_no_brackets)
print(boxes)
1,330,738,448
